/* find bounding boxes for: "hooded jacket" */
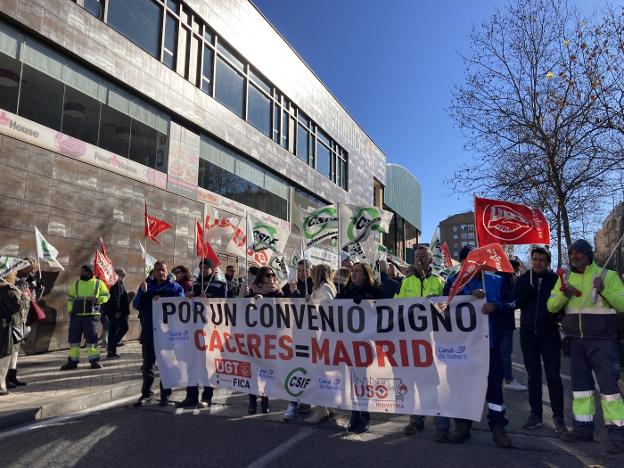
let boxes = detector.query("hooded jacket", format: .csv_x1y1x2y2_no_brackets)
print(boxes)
133,278,184,343
512,269,559,335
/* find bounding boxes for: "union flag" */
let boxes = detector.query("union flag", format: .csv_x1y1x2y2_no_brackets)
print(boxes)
144,201,172,244
475,196,550,246
195,219,221,268
94,239,117,289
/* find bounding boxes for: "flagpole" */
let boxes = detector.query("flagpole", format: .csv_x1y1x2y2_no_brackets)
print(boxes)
337,203,342,294
245,211,250,286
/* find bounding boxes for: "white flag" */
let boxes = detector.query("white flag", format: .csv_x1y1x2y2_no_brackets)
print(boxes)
247,213,290,255
138,240,157,276
225,216,272,266
338,204,393,250
301,205,338,248
429,227,445,275
35,227,64,270
0,256,30,278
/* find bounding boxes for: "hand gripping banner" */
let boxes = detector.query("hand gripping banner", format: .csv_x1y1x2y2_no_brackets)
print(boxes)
154,297,489,421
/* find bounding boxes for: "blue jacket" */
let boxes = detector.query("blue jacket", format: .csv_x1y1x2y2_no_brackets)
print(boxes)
133,278,184,343
444,271,514,348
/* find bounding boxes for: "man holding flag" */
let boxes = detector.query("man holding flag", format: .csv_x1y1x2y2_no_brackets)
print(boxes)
438,244,516,448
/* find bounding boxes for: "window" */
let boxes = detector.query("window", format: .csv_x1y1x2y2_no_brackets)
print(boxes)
297,123,309,163
99,103,131,157
316,139,330,177
272,103,280,143
199,136,289,220
461,232,467,239
215,56,244,117
107,0,163,59
468,232,475,239
453,226,458,232
452,234,458,240
468,224,475,230
248,84,271,136
163,14,177,69
0,25,21,113
62,86,101,146
84,0,105,20
201,45,213,94
19,65,64,131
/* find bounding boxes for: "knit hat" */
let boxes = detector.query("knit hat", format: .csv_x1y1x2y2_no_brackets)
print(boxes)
459,244,475,262
81,264,93,275
568,239,594,263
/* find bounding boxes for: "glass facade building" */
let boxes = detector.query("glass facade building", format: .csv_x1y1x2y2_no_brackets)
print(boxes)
0,0,392,352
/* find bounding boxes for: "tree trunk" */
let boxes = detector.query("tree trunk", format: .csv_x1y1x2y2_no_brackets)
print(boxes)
556,208,563,270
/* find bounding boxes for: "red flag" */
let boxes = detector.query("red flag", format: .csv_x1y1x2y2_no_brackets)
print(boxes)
94,241,117,289
441,241,453,268
475,196,550,246
144,201,172,244
195,219,221,268
447,243,514,304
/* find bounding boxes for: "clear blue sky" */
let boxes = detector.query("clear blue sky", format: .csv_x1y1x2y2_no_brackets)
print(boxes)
253,0,607,242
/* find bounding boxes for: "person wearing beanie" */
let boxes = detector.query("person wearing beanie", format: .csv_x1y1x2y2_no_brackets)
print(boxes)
103,268,130,359
61,265,110,370
547,239,624,454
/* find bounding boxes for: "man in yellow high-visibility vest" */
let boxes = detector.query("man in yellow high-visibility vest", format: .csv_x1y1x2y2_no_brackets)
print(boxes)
547,239,624,454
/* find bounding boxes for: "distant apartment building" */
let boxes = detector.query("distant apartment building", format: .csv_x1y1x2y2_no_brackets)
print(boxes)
439,211,476,260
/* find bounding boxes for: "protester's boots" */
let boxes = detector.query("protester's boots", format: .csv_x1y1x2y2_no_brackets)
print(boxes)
450,422,472,444
260,396,269,414
90,361,102,369
60,359,78,371
201,387,213,407
355,412,370,434
6,369,26,387
248,395,257,414
492,425,513,448
347,412,361,432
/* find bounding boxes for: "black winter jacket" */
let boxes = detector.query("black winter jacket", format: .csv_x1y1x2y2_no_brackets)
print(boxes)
512,269,560,335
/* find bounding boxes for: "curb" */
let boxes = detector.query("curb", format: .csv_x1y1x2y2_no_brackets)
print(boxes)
0,380,143,431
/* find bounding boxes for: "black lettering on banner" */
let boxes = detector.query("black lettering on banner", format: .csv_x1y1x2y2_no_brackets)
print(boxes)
431,303,452,332
337,306,344,333
407,303,427,331
318,305,335,332
307,304,319,331
209,303,222,326
245,303,257,327
396,304,406,331
224,303,236,326
276,303,290,328
348,305,365,333
179,301,191,323
260,303,274,328
193,300,207,324
290,304,306,329
376,305,394,333
455,302,477,332
162,302,176,324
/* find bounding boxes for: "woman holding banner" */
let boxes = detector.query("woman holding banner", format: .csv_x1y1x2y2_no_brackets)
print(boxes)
246,266,284,414
304,264,337,424
336,262,386,433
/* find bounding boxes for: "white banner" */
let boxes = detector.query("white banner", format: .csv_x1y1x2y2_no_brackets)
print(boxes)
154,296,489,420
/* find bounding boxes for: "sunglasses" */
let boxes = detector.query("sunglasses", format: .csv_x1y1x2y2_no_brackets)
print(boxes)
264,273,276,278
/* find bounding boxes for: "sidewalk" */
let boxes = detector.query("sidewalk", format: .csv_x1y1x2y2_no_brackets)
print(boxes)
0,341,144,430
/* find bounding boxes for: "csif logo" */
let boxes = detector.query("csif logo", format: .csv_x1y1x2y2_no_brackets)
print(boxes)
347,208,382,243
303,207,338,240
252,222,279,252
284,367,310,397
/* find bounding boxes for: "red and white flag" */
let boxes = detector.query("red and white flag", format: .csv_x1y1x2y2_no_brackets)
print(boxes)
94,239,117,288
474,196,550,246
195,219,221,268
441,241,453,268
144,201,172,244
447,243,514,304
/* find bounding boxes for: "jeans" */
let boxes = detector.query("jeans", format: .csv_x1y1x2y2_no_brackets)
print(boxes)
520,329,564,419
141,341,171,399
107,315,129,356
435,346,506,431
501,329,514,382
569,338,624,443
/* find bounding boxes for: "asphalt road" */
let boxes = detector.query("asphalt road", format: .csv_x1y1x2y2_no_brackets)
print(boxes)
0,334,622,468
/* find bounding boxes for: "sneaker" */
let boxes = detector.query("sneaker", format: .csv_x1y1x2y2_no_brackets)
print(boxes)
561,430,593,442
435,429,450,443
260,397,269,414
504,379,527,391
0,390,9,396
522,414,543,430
450,422,472,444
134,394,153,407
176,398,200,409
492,425,513,448
158,398,169,407
553,417,567,434
90,361,102,369
196,401,209,409
305,407,330,424
283,402,298,421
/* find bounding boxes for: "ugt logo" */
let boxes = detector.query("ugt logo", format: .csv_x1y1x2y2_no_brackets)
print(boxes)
304,207,338,240
483,205,532,241
284,367,310,397
252,222,279,252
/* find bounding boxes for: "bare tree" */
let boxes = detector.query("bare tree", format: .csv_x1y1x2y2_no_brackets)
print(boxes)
448,0,624,263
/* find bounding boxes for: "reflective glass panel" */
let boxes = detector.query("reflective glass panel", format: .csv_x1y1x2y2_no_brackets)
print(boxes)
215,57,244,117
18,65,63,130
62,85,101,146
107,0,162,59
248,84,271,136
98,103,131,157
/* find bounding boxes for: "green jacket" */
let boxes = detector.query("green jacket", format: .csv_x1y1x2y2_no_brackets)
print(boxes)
395,273,445,298
67,278,110,316
546,262,624,339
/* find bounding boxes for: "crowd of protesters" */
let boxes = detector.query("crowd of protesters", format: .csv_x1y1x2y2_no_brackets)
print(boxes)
1,238,624,454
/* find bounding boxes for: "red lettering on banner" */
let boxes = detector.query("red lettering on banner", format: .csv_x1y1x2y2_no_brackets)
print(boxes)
194,329,207,351
412,340,433,367
399,340,409,366
208,330,224,352
333,341,353,366
375,341,398,367
311,338,330,365
234,333,247,355
247,334,261,357
264,335,276,359
278,335,293,360
222,332,236,353
353,341,374,367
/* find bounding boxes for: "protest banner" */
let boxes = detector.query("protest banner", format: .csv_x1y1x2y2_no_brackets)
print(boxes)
153,296,489,421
